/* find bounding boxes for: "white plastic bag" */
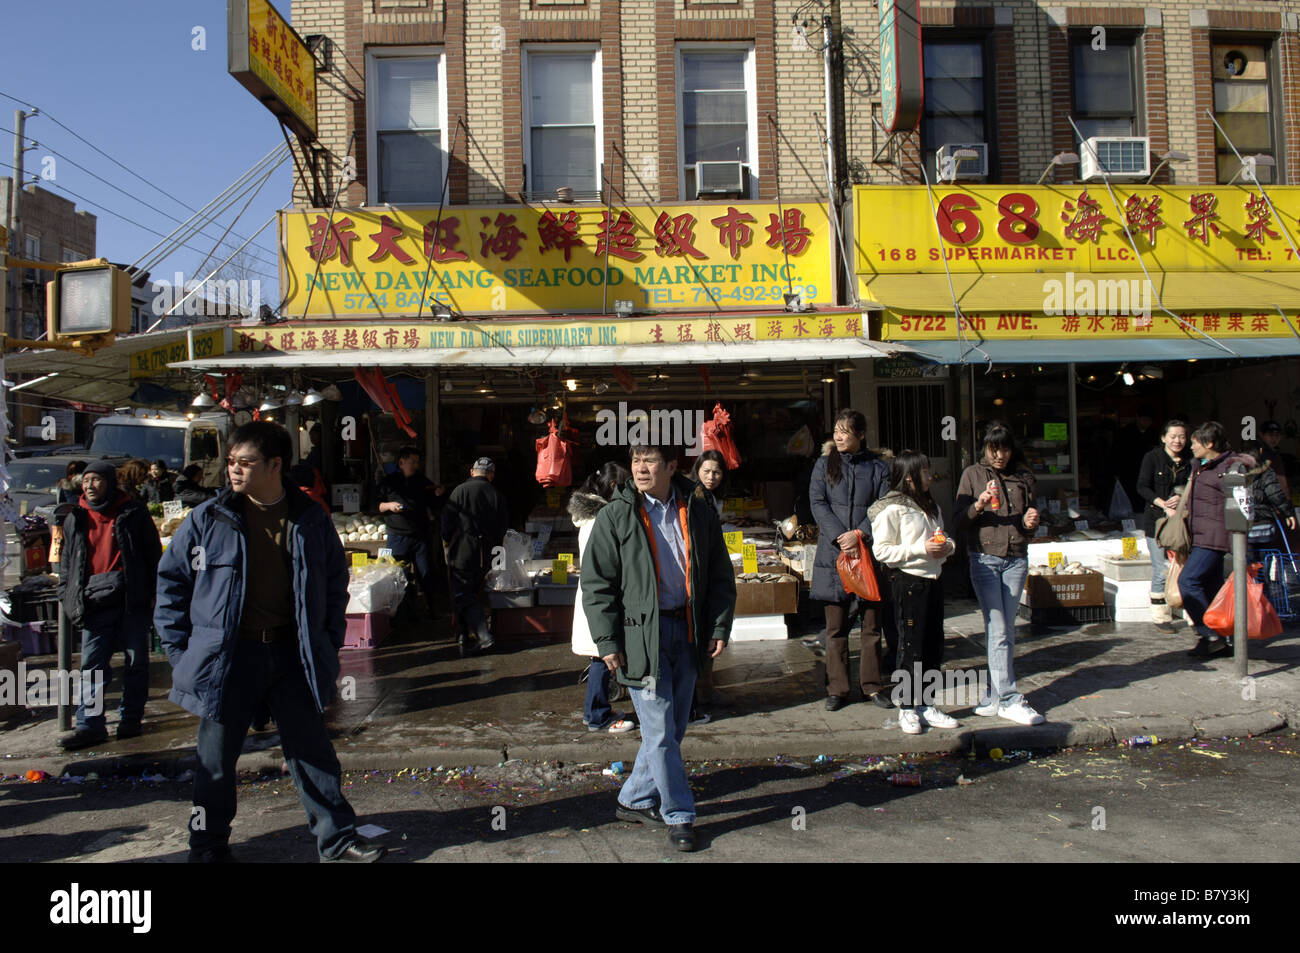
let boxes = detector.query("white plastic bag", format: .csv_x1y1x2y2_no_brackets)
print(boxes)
1108,478,1136,519
346,564,408,615
486,529,532,591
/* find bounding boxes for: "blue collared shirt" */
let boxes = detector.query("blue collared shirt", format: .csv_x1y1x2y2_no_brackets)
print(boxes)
642,488,688,610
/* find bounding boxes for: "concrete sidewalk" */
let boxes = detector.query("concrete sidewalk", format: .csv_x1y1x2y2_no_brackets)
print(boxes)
3,599,1297,779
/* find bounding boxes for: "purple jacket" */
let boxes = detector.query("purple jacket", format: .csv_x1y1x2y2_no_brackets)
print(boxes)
1186,452,1241,553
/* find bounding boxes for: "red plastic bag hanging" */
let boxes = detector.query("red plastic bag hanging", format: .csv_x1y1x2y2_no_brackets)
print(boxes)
699,403,742,469
535,420,574,488
1201,563,1284,640
836,530,881,601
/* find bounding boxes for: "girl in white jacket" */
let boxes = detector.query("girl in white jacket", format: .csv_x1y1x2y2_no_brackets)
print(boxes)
868,451,959,734
569,462,636,733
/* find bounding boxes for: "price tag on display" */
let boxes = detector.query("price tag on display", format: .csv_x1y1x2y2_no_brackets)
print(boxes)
742,543,758,574
1074,520,1089,531
351,552,369,568
1122,537,1139,559
377,548,393,561
557,553,574,568
551,559,568,584
724,531,743,554
163,500,184,520
1121,519,1137,533
1048,552,1064,569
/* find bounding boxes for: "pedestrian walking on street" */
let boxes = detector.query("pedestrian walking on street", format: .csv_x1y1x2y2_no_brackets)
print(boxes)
870,451,959,734
1241,440,1297,564
55,460,86,504
809,409,894,712
441,457,509,655
57,460,162,750
953,421,1045,726
569,462,636,734
1136,419,1193,633
155,422,385,863
379,446,446,617
582,441,736,852
1181,421,1244,660
690,449,734,718
141,459,174,505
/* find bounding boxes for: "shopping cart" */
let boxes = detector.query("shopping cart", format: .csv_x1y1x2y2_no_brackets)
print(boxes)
1254,520,1299,622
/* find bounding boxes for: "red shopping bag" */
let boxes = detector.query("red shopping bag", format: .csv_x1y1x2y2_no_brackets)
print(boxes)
699,403,742,469
534,420,574,488
836,530,881,601
1202,563,1284,640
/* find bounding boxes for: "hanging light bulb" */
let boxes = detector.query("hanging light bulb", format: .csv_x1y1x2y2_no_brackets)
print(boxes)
301,388,325,407
258,395,280,412
320,383,343,400
283,390,304,407
192,391,216,408
565,378,578,392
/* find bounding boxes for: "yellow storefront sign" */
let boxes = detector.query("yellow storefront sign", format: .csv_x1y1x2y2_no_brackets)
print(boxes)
129,330,225,379
878,308,1295,341
231,313,865,354
279,203,833,316
228,0,317,139
854,185,1300,274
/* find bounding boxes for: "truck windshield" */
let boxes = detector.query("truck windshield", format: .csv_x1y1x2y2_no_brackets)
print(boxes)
89,425,185,469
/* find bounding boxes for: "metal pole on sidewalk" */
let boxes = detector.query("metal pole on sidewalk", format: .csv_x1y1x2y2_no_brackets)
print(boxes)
1231,529,1248,679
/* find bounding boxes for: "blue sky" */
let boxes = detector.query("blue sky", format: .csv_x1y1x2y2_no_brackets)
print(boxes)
1,0,292,302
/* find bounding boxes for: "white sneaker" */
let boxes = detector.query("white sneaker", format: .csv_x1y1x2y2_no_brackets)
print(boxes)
920,706,960,729
974,696,999,717
898,708,924,734
997,700,1045,726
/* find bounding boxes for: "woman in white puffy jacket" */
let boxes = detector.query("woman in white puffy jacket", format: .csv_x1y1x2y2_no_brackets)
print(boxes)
569,462,636,733
868,450,959,735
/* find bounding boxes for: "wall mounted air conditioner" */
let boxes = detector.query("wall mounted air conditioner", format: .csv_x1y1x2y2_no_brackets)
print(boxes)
935,143,989,181
1080,137,1151,180
694,160,746,196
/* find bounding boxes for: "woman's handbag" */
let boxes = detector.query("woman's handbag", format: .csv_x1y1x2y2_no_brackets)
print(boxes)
1154,474,1193,556
1165,553,1186,610
836,530,881,601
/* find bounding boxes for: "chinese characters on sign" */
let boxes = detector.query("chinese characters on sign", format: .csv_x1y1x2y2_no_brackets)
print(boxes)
230,0,318,138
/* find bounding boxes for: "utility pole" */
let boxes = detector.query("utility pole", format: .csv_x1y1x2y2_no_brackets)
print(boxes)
7,108,36,337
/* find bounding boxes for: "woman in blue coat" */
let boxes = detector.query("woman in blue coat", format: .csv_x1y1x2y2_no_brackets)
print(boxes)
809,409,893,711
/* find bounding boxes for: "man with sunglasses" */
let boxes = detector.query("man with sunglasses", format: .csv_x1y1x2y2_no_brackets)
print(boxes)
156,421,384,863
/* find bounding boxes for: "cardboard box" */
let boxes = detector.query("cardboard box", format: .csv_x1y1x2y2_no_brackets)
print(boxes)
1025,571,1106,608
733,575,800,616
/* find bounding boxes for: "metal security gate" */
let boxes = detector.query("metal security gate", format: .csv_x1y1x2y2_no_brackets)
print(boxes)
876,381,947,457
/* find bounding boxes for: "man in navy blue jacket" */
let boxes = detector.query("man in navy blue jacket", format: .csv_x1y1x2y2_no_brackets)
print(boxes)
155,422,384,863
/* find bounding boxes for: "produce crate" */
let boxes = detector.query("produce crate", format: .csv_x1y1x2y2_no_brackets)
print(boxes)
1024,571,1106,608
1017,603,1111,626
535,581,578,606
343,612,391,649
6,585,60,623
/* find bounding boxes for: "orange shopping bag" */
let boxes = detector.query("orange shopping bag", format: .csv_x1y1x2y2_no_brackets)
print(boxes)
1201,563,1284,640
836,530,881,601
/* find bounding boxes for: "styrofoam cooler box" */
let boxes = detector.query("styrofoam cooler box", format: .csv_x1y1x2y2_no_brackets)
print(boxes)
535,582,578,606
488,589,535,608
728,614,788,641
343,612,390,649
1101,555,1155,624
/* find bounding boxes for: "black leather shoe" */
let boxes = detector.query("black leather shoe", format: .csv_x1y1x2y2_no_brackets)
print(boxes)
825,695,847,711
668,823,696,852
116,720,142,740
868,692,895,710
321,837,387,863
188,846,238,863
1188,637,1212,658
616,803,666,826
458,637,481,658
59,728,109,751
1204,638,1233,659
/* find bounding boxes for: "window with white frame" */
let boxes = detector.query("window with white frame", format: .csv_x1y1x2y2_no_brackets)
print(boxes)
367,49,447,205
677,46,756,199
524,48,602,197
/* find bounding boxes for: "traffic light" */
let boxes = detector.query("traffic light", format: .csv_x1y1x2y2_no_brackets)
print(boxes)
45,262,131,340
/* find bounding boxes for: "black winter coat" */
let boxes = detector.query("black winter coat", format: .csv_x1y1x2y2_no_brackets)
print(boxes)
1135,445,1194,538
441,476,509,573
809,446,891,602
59,493,162,628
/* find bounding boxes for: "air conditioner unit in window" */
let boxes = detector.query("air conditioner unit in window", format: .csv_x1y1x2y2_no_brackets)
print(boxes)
1080,136,1151,180
694,160,746,196
935,143,989,182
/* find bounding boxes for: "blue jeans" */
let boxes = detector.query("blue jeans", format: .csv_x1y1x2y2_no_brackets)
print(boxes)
584,658,613,727
1146,536,1171,594
76,605,152,733
968,553,1029,706
618,616,697,826
190,637,357,858
1180,546,1226,638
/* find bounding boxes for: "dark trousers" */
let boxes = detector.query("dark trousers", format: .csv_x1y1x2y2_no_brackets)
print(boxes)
76,605,152,732
449,565,489,640
584,658,613,727
887,569,945,707
1181,546,1227,638
388,532,442,610
191,638,356,858
824,597,886,697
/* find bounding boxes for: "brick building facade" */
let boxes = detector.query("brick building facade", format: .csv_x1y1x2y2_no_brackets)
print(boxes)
0,179,96,339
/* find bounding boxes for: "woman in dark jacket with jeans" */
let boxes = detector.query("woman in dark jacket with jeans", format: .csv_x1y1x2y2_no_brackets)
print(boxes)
953,421,1044,726
1182,421,1242,659
809,409,892,711
1136,420,1193,632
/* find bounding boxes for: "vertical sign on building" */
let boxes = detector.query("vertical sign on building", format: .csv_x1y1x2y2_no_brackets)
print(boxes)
879,0,924,133
227,0,318,140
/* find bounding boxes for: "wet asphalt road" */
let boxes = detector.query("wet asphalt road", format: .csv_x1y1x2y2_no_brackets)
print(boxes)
2,733,1297,864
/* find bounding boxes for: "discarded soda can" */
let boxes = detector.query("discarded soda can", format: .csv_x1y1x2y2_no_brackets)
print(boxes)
1121,735,1159,748
813,754,833,767
887,772,921,787
602,760,626,777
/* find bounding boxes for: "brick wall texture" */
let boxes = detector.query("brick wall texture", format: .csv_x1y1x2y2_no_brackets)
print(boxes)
289,0,1300,204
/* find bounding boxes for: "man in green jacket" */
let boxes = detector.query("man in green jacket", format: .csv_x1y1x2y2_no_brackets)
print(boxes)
581,442,735,852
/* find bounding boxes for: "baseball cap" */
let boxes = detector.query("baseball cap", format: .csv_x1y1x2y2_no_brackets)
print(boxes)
472,457,496,472
1262,420,1283,433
